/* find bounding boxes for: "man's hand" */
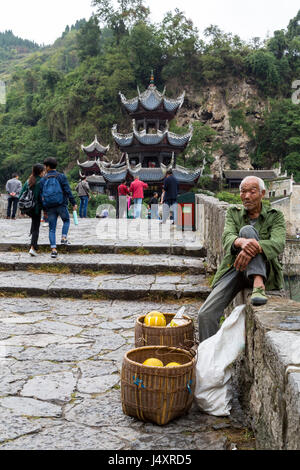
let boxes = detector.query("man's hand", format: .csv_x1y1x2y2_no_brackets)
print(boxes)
234,250,252,271
234,237,262,257
73,205,78,211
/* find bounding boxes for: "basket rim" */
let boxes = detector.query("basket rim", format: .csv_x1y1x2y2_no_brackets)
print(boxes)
124,345,196,369
137,313,192,330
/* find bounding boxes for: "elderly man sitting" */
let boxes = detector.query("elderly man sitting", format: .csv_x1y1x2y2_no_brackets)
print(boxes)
198,176,286,343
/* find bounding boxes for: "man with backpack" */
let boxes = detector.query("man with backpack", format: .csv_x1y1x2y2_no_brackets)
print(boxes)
40,157,77,258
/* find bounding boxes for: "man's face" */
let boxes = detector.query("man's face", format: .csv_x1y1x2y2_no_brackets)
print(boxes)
240,178,265,212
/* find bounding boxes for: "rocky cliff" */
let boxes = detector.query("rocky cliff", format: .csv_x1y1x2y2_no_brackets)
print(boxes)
176,78,268,176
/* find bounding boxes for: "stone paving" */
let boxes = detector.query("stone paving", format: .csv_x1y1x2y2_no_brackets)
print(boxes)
0,297,248,450
0,217,253,450
0,218,202,254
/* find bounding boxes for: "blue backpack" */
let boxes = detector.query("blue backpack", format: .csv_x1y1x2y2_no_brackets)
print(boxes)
42,174,64,208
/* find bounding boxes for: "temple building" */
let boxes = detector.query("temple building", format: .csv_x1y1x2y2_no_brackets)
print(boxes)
78,74,202,195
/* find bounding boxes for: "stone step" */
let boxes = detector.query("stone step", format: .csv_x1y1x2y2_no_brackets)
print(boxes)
0,242,206,258
0,271,212,301
0,252,206,275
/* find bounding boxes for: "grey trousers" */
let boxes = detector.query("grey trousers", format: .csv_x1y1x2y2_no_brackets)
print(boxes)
198,225,267,343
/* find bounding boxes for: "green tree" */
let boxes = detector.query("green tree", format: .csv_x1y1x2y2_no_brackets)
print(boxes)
174,121,218,170
92,0,150,43
267,30,288,59
245,50,280,95
76,16,101,61
222,143,240,170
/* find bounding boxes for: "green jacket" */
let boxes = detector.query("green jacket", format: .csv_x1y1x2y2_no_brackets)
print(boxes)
19,176,42,216
212,204,286,290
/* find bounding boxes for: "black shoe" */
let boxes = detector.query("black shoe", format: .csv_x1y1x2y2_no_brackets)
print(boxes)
61,238,71,245
51,250,58,258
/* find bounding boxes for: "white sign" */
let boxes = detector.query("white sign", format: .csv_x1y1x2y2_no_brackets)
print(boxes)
0,81,5,105
292,80,300,105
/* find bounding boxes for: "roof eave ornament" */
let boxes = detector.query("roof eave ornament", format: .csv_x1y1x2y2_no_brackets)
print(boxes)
149,69,155,88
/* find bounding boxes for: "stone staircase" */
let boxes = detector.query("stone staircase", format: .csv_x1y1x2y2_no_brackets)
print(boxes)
0,220,253,450
0,247,212,301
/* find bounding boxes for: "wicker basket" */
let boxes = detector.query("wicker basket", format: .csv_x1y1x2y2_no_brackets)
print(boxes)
121,346,196,425
135,313,195,351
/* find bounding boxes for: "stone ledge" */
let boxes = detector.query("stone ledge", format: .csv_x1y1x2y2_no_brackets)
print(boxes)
236,296,300,450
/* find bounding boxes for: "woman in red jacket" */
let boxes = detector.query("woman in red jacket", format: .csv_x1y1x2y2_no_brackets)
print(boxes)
129,176,148,219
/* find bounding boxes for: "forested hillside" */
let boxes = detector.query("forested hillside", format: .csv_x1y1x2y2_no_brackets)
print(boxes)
0,1,299,188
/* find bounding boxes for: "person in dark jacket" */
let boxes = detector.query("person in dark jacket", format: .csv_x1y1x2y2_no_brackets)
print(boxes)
6,173,22,219
160,169,179,225
75,177,90,218
39,157,77,258
19,164,45,256
148,192,160,220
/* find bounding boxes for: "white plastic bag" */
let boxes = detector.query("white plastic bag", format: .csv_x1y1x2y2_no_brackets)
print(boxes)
194,304,246,416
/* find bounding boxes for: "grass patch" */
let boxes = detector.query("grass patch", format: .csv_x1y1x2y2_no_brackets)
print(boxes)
206,274,215,287
117,247,150,256
80,269,113,277
27,265,71,275
155,270,188,276
0,291,28,298
222,427,256,450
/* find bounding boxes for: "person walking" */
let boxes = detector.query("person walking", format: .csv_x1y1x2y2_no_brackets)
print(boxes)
148,192,160,220
6,173,22,219
129,176,148,219
40,157,77,258
75,176,90,218
160,169,178,225
118,182,130,218
19,164,45,256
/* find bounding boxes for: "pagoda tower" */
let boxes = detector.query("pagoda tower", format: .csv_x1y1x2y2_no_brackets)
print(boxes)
77,74,202,195
106,73,201,193
77,135,110,192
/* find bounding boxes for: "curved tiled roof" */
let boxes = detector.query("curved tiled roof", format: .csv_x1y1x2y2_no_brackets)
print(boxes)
173,168,201,183
223,170,278,180
81,135,109,155
129,168,165,182
133,129,166,145
102,171,128,183
167,130,192,147
112,125,192,149
77,159,100,169
119,86,185,114
111,125,134,147
86,175,106,184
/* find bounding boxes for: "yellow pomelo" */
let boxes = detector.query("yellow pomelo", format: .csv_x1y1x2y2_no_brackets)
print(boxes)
143,358,164,367
165,362,181,367
144,311,166,327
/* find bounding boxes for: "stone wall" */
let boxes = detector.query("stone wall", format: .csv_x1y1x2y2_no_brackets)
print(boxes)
271,185,300,237
195,194,229,270
265,178,293,199
0,194,21,218
195,193,300,275
0,194,7,218
237,297,300,450
195,193,300,449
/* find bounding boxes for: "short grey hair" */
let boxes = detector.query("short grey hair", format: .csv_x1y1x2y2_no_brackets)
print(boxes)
239,176,266,193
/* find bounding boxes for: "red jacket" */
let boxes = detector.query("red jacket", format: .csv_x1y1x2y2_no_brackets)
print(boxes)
118,184,129,196
129,179,148,199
